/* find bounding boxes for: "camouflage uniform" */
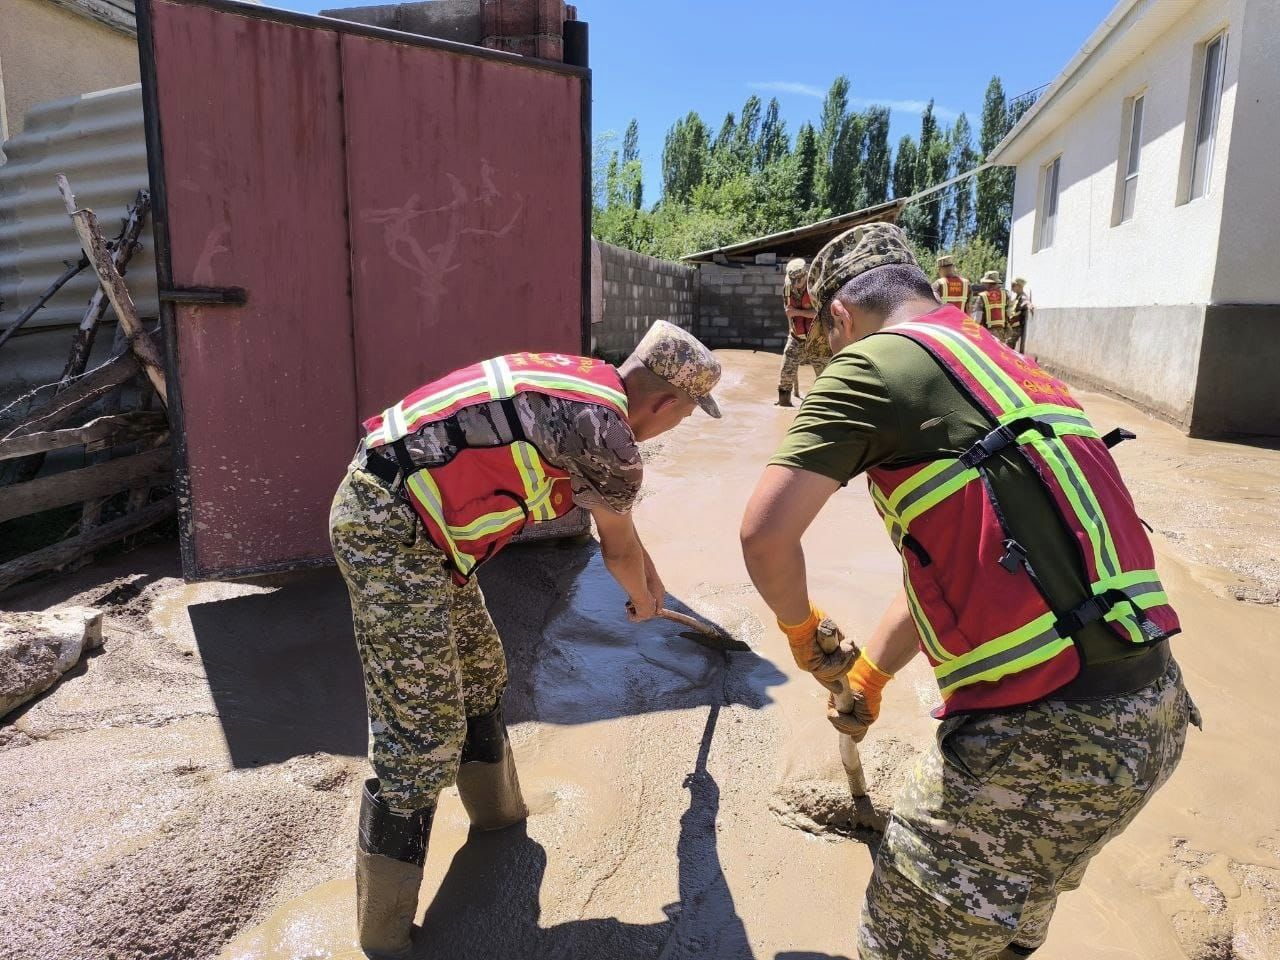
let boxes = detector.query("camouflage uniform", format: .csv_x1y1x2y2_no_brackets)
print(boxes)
330,454,509,813
780,275,830,394
859,658,1198,959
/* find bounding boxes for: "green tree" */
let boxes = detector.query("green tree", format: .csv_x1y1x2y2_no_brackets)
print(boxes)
976,76,1010,251
827,112,867,214
756,97,789,170
816,75,851,206
892,134,918,199
910,101,950,249
734,94,763,168
862,106,891,205
793,122,821,214
661,111,710,204
622,119,639,166
944,112,978,248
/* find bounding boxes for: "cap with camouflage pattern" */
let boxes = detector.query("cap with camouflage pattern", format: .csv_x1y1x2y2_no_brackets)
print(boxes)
936,254,955,268
631,320,722,418
807,221,917,315
785,257,807,279
1012,277,1027,286
981,270,1003,284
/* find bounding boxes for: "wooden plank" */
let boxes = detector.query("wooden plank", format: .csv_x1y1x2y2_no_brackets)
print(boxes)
2,353,140,440
58,176,168,405
0,497,176,595
0,447,172,524
0,412,168,461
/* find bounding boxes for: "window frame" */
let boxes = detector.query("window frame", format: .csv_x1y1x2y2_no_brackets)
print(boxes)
1183,30,1228,203
1114,91,1145,225
1034,154,1062,253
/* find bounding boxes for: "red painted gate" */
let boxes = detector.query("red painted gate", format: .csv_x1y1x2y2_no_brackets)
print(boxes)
137,0,590,579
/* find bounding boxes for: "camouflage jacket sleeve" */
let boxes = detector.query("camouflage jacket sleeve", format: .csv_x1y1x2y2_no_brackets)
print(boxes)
533,396,643,514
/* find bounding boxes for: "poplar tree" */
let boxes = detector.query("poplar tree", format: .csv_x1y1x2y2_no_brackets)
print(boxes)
661,111,710,203
756,97,789,170
862,106,892,205
793,122,820,213
945,112,977,247
827,113,867,214
976,76,1009,250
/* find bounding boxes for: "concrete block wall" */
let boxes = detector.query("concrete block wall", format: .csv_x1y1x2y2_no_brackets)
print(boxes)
591,240,698,359
696,262,787,350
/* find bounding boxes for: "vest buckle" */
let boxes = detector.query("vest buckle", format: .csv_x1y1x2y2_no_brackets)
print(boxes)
998,538,1028,574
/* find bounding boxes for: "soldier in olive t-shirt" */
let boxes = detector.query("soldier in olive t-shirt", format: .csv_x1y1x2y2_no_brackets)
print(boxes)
769,332,1143,668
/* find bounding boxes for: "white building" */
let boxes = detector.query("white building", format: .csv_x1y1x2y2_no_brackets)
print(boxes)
990,0,1279,437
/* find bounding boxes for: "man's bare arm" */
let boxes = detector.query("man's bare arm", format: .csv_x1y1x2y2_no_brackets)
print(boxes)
740,464,841,625
592,506,658,621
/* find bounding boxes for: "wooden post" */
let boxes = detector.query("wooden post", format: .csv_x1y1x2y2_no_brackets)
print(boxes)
60,189,151,384
57,175,168,406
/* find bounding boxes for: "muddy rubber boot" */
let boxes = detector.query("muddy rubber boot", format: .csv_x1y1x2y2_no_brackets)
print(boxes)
356,778,434,958
455,704,529,831
776,388,793,407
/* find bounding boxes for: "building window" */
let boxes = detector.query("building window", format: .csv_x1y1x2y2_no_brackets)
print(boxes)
1188,32,1227,201
1036,156,1061,251
1117,94,1144,223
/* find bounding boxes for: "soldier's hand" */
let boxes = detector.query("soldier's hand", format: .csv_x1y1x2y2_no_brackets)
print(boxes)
826,653,893,741
625,594,660,623
779,605,857,685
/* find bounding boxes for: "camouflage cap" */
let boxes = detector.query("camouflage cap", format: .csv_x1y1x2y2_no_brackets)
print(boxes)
981,270,1003,283
808,221,917,315
1012,276,1027,286
785,257,807,279
936,254,955,268
632,320,722,418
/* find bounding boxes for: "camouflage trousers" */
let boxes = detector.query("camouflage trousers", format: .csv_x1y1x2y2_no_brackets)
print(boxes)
779,333,832,392
997,323,1023,350
859,657,1196,959
329,454,508,814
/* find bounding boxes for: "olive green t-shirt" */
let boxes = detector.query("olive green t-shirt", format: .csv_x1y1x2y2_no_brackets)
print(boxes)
770,330,1138,666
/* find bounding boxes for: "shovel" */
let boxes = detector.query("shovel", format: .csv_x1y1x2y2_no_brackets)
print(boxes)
816,630,885,831
628,603,752,652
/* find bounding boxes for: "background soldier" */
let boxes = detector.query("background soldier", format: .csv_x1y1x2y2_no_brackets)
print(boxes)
974,270,1011,343
331,321,721,956
777,257,825,407
1009,276,1033,352
932,254,970,312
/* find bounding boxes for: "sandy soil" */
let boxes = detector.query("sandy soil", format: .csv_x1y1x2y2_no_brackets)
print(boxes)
2,349,1278,960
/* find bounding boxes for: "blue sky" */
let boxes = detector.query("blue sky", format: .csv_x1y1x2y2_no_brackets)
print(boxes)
291,0,1118,202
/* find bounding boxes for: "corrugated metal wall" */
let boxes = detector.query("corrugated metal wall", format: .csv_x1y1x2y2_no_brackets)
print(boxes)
0,83,154,333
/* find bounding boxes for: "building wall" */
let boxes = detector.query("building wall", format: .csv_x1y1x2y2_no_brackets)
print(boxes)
0,0,138,142
1007,0,1242,309
590,240,698,359
696,262,787,350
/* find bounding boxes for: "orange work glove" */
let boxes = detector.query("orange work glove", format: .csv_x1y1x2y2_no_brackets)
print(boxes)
778,604,857,686
827,652,893,741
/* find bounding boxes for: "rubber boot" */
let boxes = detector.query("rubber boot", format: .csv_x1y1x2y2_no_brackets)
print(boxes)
455,704,529,831
356,778,434,958
776,388,793,407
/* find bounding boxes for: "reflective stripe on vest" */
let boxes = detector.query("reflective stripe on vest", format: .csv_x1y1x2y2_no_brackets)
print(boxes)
364,353,628,581
866,307,1178,710
980,288,1007,327
937,276,969,308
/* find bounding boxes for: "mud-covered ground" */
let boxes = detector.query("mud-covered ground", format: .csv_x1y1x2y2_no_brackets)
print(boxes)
2,350,1278,960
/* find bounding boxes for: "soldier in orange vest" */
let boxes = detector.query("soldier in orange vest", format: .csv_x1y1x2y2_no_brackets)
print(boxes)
975,270,1014,345
330,321,721,956
931,254,970,312
741,223,1195,960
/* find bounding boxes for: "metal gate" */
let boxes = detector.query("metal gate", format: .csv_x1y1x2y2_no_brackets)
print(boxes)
137,0,590,580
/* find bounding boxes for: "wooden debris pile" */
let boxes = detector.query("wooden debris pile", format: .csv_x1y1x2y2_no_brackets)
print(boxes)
0,176,175,594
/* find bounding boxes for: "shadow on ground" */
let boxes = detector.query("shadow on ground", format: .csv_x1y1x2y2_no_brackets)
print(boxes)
186,540,785,769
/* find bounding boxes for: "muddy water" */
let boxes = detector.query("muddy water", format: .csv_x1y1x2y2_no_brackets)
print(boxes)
4,350,1277,959
220,350,1280,960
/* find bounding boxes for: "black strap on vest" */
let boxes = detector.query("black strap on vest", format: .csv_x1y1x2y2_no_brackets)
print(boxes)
959,416,1057,469
1101,427,1136,448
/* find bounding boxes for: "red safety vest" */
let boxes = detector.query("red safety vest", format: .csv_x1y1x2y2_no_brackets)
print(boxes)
937,275,970,309
788,289,814,338
978,287,1007,327
363,353,630,583
865,306,1179,716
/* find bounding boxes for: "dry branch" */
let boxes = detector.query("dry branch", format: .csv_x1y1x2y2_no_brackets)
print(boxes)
0,497,176,594
58,176,167,405
0,411,168,461
2,353,141,441
0,447,171,524
0,256,89,353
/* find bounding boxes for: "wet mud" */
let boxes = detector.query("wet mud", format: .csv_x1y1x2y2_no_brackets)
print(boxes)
3,350,1280,960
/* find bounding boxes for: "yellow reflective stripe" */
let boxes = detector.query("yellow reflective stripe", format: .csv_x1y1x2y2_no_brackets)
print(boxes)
903,571,954,663
447,506,526,539
898,463,980,528
935,611,1067,696
510,441,557,521
885,459,952,513
509,371,629,412
485,357,516,398
399,376,491,425
404,470,476,576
